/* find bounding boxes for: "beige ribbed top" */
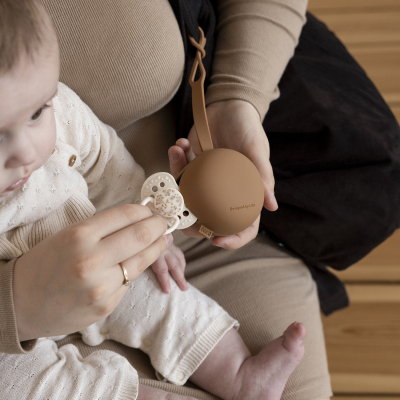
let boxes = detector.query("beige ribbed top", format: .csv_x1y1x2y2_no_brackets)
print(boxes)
1,0,307,353
41,0,308,175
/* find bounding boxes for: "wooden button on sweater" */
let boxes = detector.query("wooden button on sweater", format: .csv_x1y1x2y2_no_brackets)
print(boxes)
143,338,152,348
69,155,77,166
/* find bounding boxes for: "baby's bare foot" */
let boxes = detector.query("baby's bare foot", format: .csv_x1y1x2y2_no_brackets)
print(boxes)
137,384,197,400
231,322,307,400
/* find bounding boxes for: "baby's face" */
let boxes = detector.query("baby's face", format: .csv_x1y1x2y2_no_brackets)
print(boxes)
0,37,59,198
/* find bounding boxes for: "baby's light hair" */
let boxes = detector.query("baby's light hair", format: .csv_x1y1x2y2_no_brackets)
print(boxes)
0,0,45,74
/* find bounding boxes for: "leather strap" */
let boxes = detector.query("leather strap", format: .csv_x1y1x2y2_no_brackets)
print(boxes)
188,27,214,152
167,0,216,140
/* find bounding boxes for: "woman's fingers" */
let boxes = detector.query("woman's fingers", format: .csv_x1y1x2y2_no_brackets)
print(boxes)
257,157,278,211
212,214,260,250
100,213,170,268
244,131,278,212
254,158,278,211
76,204,153,241
113,233,173,292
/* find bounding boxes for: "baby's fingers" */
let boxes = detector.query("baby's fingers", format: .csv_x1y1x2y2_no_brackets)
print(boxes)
176,138,196,162
168,139,196,179
212,214,260,250
164,248,189,292
151,256,171,294
168,146,186,179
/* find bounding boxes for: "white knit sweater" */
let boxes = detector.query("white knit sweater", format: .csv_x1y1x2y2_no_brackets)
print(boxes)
0,83,238,400
0,82,145,249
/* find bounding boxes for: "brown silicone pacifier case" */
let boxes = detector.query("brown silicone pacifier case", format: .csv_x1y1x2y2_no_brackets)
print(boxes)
177,27,264,239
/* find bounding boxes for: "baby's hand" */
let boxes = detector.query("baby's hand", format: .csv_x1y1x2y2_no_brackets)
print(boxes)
168,139,207,239
151,243,189,294
168,138,196,179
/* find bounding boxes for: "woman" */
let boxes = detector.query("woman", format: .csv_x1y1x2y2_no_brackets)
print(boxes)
8,0,399,398
37,1,333,399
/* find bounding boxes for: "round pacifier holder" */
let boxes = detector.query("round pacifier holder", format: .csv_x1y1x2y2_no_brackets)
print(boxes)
141,27,264,238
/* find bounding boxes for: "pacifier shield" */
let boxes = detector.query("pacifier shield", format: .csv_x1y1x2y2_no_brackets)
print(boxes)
141,172,198,229
154,188,184,217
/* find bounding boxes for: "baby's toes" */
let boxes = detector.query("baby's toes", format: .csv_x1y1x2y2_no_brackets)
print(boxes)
282,322,307,355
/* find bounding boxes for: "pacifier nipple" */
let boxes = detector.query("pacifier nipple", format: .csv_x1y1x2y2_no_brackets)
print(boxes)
154,188,184,217
140,171,198,232
141,188,184,234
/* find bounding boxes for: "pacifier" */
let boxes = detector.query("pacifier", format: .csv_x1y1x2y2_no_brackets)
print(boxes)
140,27,264,239
140,172,198,234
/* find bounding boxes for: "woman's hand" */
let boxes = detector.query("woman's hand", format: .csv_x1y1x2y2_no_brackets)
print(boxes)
169,99,277,250
13,204,173,341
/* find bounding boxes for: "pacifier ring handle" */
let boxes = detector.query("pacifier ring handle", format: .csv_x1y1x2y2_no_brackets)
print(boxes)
141,196,155,207
164,216,180,234
188,27,214,153
140,197,180,234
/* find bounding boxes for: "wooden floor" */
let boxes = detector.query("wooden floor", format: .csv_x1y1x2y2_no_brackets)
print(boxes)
307,1,400,398
308,0,400,124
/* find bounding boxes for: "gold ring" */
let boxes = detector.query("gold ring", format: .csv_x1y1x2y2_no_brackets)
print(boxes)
119,262,130,286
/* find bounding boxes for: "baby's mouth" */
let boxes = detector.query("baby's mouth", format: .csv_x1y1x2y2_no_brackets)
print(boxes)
4,175,31,192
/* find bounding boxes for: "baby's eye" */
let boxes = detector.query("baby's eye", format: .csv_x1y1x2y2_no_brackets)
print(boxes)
30,104,49,122
31,107,44,122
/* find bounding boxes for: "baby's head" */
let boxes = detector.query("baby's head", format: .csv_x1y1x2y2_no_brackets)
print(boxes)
0,0,59,198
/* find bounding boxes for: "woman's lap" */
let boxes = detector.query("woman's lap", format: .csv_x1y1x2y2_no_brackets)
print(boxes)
47,231,332,400
4,231,331,399
174,230,332,400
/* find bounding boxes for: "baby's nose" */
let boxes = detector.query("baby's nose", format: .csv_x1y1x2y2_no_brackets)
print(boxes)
5,135,37,169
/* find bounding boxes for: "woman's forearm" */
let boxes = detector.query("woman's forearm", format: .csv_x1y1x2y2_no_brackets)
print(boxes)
0,258,38,354
206,0,308,121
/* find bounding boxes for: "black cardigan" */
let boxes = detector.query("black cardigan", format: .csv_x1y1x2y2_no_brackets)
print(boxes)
168,0,400,315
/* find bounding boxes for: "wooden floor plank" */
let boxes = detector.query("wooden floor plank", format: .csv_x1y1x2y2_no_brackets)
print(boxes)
353,230,400,267
349,45,400,104
331,373,400,394
392,103,400,123
331,231,400,282
322,284,400,393
310,2,400,397
344,285,400,302
309,0,400,11
313,11,400,45
332,265,400,282
303,13,400,119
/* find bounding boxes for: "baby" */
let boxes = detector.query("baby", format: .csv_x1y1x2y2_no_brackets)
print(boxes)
0,1,307,400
